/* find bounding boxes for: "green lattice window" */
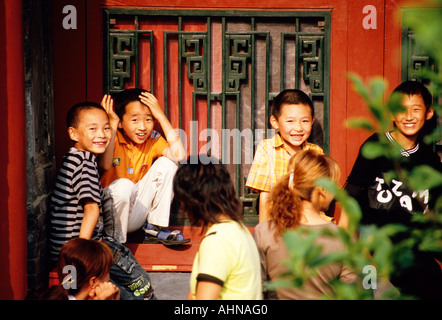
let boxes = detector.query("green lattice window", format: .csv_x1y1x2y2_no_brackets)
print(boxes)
401,26,439,85
103,9,331,217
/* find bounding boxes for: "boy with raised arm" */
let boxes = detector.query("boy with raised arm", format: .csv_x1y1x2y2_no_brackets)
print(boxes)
100,89,188,244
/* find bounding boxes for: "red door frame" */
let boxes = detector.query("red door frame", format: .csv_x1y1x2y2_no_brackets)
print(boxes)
0,0,27,300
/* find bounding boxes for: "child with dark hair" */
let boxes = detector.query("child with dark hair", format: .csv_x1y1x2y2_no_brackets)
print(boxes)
343,80,442,299
254,149,358,299
48,101,156,300
246,89,324,222
100,90,188,244
173,155,262,300
49,102,111,255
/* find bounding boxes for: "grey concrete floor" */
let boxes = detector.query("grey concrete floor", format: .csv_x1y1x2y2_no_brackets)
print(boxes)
149,272,191,300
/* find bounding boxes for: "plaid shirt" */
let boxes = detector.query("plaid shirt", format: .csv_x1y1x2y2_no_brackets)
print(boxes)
246,133,323,193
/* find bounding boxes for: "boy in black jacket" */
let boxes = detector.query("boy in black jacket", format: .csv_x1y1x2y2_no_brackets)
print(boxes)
344,81,442,299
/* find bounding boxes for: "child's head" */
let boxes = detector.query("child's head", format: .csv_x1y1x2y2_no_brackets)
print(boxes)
173,155,243,231
66,102,111,154
391,81,434,141
270,149,340,235
270,89,315,153
113,88,155,145
57,238,114,298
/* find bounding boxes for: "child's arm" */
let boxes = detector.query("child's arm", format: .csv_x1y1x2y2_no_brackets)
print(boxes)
79,201,100,239
139,92,186,162
99,95,119,171
258,191,271,223
337,208,349,228
194,281,222,300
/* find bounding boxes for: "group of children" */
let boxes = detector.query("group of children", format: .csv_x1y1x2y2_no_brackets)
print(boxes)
39,80,441,300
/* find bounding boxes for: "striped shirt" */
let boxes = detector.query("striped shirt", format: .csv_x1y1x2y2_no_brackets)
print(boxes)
49,148,103,260
246,133,323,193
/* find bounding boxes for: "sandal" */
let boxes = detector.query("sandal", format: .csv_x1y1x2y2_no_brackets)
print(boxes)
142,223,190,245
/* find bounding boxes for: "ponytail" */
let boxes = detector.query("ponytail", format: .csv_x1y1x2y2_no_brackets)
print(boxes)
269,149,340,237
270,174,301,237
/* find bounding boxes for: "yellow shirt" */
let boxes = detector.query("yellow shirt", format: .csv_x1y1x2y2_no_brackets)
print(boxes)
100,130,169,188
246,133,323,193
190,220,262,300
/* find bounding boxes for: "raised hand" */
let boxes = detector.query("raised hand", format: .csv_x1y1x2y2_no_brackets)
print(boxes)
90,281,120,300
101,94,119,129
138,91,166,121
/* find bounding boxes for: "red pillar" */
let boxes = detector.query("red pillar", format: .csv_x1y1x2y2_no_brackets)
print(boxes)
0,0,28,299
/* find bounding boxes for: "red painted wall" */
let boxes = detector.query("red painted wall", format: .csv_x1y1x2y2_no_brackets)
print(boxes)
0,0,28,300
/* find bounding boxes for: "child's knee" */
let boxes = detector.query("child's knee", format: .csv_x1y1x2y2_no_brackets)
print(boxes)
106,178,136,201
152,156,178,175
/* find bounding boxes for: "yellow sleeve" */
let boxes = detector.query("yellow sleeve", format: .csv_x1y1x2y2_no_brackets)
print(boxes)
246,141,272,192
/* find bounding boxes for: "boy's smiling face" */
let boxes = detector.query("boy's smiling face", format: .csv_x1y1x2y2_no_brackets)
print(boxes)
119,100,155,145
69,108,111,155
392,94,433,148
270,103,314,154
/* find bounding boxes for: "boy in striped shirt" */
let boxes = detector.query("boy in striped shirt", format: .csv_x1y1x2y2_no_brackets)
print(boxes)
49,101,156,299
49,102,111,258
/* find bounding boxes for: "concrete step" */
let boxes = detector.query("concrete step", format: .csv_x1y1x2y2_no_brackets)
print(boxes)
150,272,190,300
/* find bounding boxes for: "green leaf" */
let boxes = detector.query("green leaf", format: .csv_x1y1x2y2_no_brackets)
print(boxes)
408,165,442,191
361,141,385,159
282,231,304,256
348,73,370,102
346,118,374,131
387,92,406,116
316,177,363,232
265,279,296,290
369,77,387,105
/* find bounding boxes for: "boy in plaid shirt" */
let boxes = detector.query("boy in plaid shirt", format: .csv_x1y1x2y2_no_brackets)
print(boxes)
246,89,323,222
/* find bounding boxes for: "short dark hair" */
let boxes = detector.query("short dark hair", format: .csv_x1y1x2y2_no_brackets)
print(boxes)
112,88,149,120
271,89,314,119
392,80,433,110
66,102,106,129
173,155,243,232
